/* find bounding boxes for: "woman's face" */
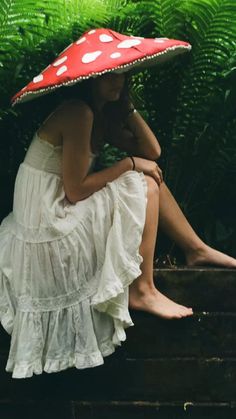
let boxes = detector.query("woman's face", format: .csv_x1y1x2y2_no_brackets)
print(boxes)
92,72,126,104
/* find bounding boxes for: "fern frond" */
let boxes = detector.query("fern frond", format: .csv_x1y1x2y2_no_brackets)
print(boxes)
165,0,236,193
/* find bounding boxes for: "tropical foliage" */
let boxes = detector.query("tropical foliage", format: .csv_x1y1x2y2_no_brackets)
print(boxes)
0,0,236,260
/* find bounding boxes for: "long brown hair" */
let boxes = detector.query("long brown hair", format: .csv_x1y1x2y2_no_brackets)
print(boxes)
102,72,134,140
26,71,134,140
60,71,134,140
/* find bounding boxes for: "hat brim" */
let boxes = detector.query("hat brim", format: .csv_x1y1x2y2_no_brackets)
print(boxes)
12,45,190,106
11,29,191,107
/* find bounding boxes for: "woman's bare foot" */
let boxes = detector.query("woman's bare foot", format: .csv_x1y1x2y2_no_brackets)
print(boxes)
186,243,236,268
129,283,193,320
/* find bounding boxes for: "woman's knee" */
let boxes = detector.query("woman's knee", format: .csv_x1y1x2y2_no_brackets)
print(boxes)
144,175,159,195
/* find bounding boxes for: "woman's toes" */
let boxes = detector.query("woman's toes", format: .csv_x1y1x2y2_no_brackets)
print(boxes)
180,305,189,310
180,308,193,317
180,305,192,313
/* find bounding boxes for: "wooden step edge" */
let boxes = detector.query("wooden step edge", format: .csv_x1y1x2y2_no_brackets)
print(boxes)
124,356,236,362
71,400,236,418
71,400,236,408
0,399,236,407
130,311,236,318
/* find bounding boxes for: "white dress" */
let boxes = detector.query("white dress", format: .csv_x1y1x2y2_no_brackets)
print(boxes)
0,131,148,379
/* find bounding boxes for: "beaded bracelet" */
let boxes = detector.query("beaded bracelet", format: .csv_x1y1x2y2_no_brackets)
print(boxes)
129,156,135,170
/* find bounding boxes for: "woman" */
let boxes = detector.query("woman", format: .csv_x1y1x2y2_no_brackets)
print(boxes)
1,70,236,379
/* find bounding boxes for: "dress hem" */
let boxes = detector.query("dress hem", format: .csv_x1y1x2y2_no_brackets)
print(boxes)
5,341,117,379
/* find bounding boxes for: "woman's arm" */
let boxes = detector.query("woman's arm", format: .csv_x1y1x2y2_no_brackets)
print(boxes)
108,106,161,160
61,101,133,204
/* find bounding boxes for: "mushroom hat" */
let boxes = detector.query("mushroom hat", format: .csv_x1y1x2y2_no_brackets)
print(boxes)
11,27,191,106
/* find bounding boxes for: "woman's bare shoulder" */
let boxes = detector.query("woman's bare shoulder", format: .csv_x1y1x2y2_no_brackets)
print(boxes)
37,99,93,146
59,99,94,122
58,99,94,143
37,99,94,146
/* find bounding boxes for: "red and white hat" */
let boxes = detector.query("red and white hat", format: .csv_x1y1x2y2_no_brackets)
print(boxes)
11,27,191,106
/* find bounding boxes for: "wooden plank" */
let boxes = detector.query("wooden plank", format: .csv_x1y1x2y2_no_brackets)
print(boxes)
61,357,236,402
154,269,236,311
103,358,236,402
125,312,236,357
1,357,236,402
1,400,235,419
2,312,234,358
72,401,236,419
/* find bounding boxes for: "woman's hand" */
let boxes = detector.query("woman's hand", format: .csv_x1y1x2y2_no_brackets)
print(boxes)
132,157,163,186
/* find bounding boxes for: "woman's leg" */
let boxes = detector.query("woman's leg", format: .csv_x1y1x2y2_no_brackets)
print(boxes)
158,182,236,268
129,175,193,319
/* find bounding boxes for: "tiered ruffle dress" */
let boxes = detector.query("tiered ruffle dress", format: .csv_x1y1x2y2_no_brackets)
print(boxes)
0,131,148,378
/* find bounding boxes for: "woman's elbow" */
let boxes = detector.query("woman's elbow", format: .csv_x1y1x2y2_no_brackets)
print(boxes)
64,185,82,204
65,192,79,204
149,136,161,159
152,145,161,160
65,185,92,203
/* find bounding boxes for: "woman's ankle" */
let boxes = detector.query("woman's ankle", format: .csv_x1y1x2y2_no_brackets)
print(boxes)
184,242,207,265
129,278,156,296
